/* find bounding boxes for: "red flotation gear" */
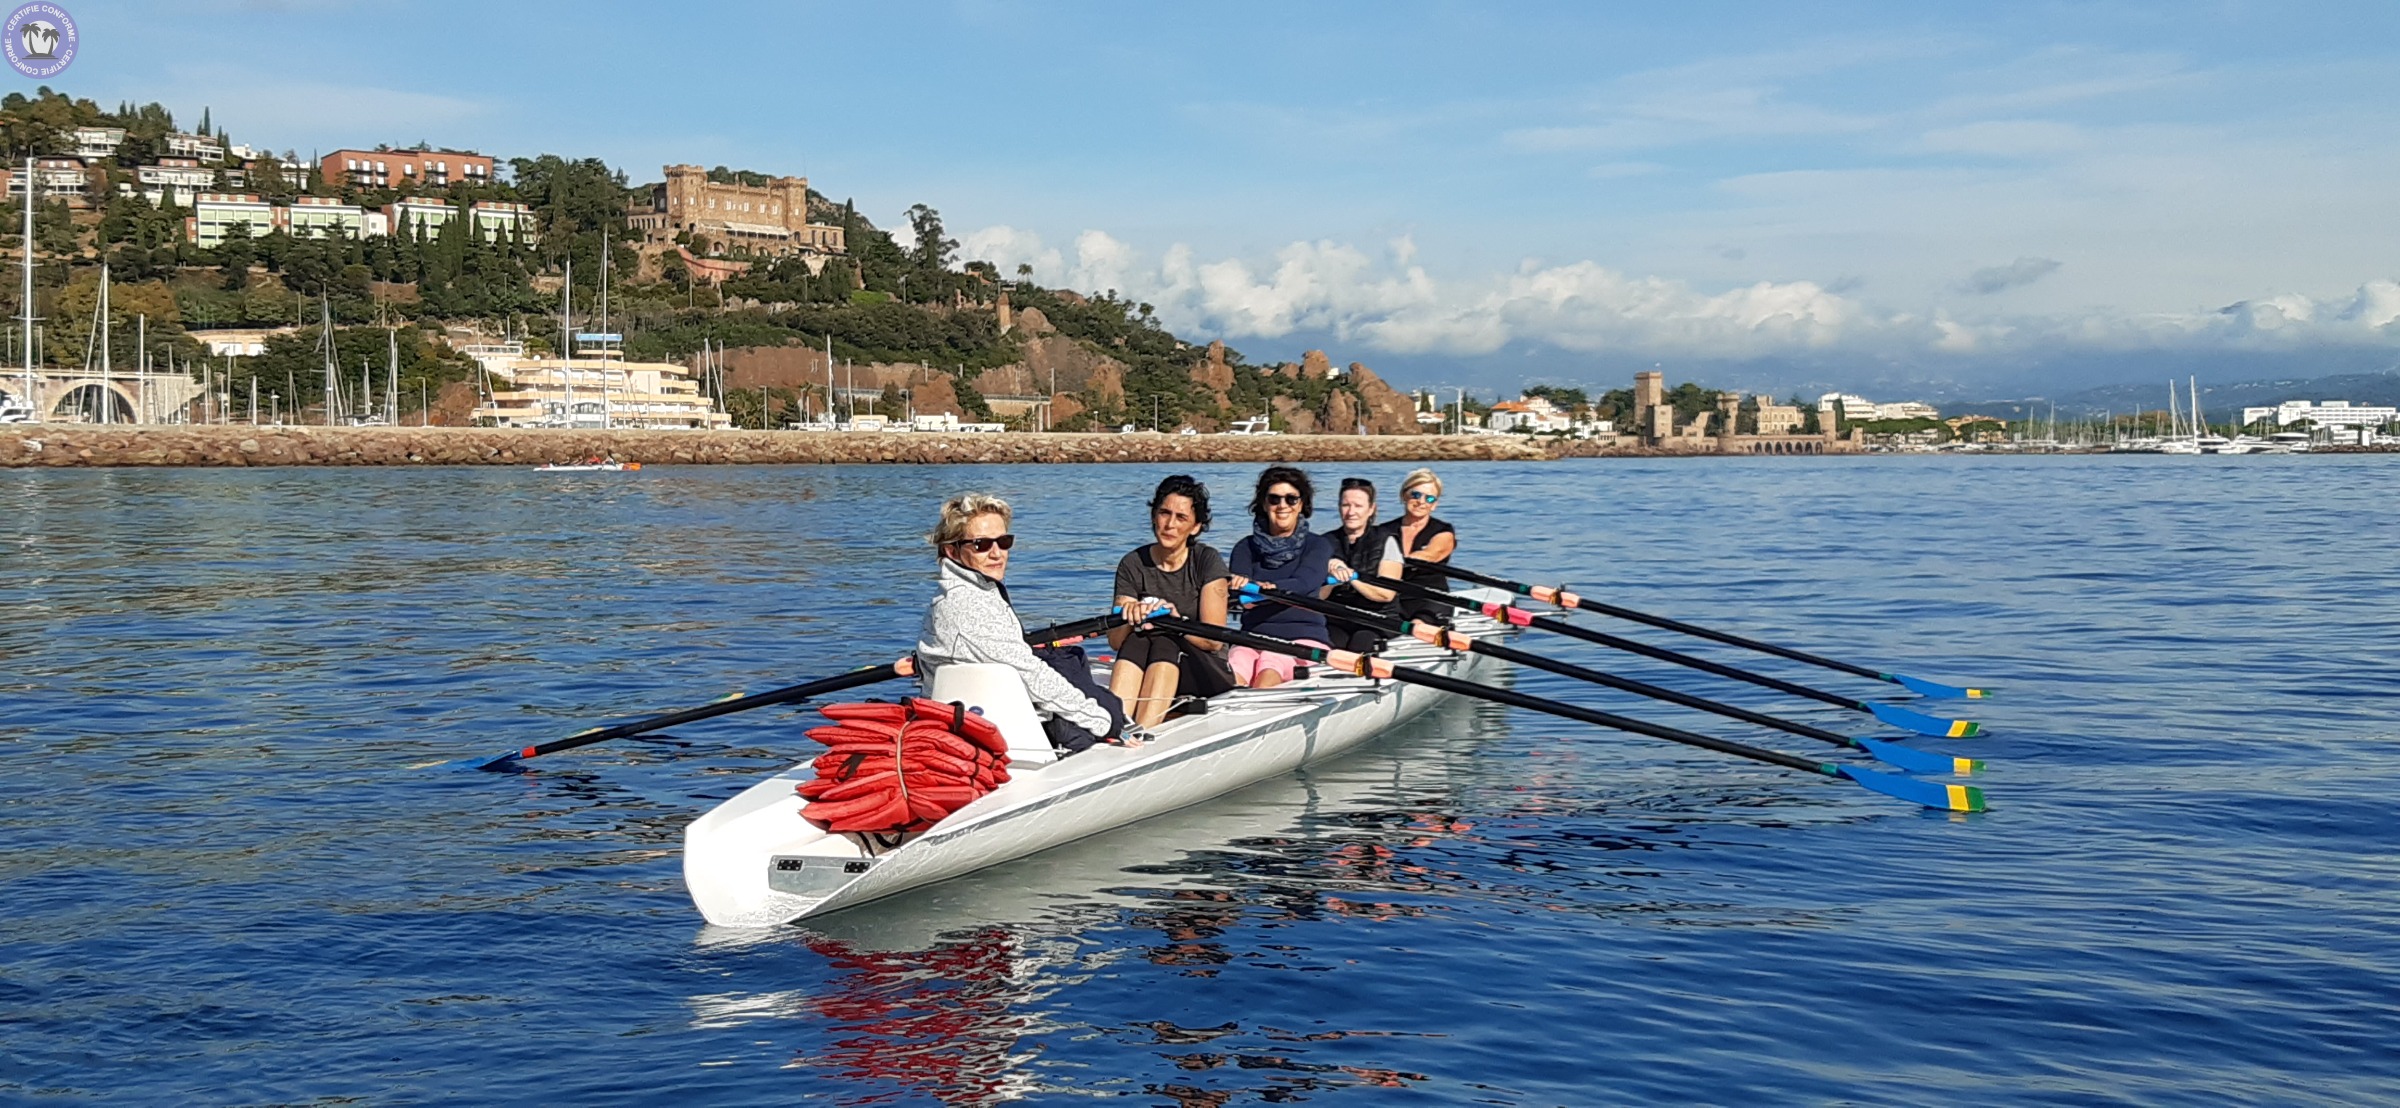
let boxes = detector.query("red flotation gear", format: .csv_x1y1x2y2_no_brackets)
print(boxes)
797,697,1012,833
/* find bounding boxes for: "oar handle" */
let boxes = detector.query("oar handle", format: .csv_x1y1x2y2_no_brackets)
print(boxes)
1145,614,1839,778
1420,559,1892,683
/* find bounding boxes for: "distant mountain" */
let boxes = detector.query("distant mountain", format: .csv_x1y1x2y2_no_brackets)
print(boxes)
1946,369,2400,420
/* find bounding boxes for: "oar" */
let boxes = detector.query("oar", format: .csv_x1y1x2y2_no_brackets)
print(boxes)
1237,584,1977,776
474,610,1126,771
1421,560,1989,699
1146,613,1983,812
1362,573,1980,739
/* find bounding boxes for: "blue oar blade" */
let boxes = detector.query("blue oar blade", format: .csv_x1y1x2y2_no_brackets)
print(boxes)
1838,765,1987,812
1854,736,1983,776
1867,700,1981,738
1891,673,1990,700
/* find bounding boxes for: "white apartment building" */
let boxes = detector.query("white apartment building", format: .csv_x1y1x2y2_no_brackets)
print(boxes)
7,157,90,200
1817,393,1939,421
2239,399,2399,429
388,197,460,238
472,357,730,430
285,196,369,240
471,201,535,240
163,132,227,162
69,126,125,160
1486,396,1572,433
187,193,274,246
132,158,215,206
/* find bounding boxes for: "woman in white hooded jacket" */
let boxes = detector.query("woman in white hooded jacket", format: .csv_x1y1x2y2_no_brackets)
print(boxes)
916,492,1126,751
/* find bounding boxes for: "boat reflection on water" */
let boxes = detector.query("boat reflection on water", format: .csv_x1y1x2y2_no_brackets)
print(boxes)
685,696,1497,1104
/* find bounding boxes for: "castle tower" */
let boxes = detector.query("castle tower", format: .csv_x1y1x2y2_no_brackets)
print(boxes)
1634,370,1667,444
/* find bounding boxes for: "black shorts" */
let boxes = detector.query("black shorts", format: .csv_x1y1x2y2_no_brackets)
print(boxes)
1115,630,1237,698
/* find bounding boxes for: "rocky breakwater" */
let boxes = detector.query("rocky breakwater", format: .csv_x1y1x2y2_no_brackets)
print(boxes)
0,425,1553,468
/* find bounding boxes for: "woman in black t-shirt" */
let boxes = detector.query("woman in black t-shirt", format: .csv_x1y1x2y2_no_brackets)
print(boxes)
1108,474,1235,727
1386,468,1458,625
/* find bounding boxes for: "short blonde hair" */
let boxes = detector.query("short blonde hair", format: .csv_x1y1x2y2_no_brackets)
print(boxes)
928,492,1012,548
1400,468,1443,501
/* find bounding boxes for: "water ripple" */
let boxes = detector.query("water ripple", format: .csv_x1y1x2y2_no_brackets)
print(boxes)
5,458,2399,1104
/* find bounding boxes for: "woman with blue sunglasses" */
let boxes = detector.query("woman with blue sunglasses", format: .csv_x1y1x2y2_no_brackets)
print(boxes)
1387,468,1457,625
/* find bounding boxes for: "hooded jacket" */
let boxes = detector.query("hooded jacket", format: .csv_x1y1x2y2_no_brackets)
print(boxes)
916,556,1113,738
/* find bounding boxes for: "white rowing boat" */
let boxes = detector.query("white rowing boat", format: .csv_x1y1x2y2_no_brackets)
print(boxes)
684,589,1516,927
535,462,639,472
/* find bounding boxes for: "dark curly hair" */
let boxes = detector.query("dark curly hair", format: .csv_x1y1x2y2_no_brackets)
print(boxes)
1248,465,1316,520
1148,474,1212,533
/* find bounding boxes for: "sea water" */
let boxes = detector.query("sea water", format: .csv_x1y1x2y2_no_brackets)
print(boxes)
3,457,2397,1105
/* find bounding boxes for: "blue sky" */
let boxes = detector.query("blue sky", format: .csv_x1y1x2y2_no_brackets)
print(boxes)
49,1,2400,396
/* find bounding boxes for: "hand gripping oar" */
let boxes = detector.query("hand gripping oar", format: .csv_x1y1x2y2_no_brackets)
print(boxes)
1362,573,1980,739
473,610,1127,771
1420,560,1989,700
1145,613,1984,812
1236,584,1978,776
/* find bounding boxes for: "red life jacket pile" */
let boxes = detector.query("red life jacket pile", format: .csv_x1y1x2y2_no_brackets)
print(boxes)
797,698,1012,833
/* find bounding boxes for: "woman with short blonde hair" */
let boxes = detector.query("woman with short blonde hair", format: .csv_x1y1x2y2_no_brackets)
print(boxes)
1385,468,1458,625
926,492,1012,548
916,492,1130,753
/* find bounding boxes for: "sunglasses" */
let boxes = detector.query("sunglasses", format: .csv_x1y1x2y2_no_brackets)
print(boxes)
1406,491,1439,503
953,534,1016,553
1263,493,1304,506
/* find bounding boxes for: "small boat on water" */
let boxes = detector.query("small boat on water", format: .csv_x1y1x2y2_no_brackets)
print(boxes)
535,460,641,472
684,590,1517,927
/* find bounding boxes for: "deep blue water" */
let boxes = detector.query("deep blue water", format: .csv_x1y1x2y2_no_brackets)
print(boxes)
4,457,2398,1106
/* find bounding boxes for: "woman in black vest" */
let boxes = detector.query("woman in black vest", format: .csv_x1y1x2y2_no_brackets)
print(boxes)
1386,468,1457,625
1321,477,1404,653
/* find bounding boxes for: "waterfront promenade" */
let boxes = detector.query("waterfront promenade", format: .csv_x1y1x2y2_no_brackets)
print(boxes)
0,425,1561,467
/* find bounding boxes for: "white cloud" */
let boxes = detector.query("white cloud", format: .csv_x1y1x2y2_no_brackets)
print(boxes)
963,227,2400,363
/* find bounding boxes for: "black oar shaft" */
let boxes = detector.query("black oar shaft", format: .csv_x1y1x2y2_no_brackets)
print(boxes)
1425,560,1889,682
1363,573,1868,712
1250,586,1866,749
492,610,1126,769
506,664,905,764
1146,614,1837,778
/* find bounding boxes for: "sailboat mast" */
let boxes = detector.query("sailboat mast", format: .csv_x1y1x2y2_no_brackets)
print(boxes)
321,296,334,426
21,155,34,419
599,234,611,429
562,254,573,423
97,262,109,424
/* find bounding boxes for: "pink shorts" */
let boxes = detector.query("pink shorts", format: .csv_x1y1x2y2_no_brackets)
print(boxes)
1228,641,1329,685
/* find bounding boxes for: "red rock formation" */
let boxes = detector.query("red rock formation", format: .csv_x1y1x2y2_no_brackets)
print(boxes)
1344,363,1422,435
1271,395,1320,435
1300,350,1333,380
1323,390,1361,435
911,376,964,420
1195,340,1235,393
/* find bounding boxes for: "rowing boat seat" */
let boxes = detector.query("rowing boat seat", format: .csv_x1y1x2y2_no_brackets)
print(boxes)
924,663,1055,766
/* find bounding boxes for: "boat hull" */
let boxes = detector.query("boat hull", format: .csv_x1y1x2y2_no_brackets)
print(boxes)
684,609,1510,927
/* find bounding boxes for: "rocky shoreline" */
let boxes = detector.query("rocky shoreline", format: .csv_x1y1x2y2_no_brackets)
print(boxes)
0,425,1570,468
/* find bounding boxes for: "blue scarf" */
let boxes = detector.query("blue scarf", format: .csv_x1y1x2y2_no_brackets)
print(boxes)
1249,518,1308,570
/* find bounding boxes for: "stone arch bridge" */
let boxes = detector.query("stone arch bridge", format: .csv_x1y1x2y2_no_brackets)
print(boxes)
0,369,206,424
